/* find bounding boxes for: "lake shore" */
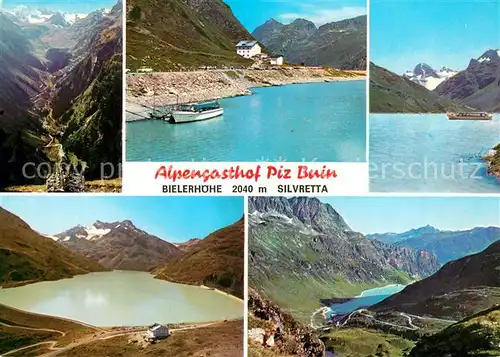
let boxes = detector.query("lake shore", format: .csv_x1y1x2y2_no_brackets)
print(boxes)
126,68,365,111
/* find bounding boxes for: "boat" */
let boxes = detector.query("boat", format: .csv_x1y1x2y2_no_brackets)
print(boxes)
446,112,492,120
170,101,224,124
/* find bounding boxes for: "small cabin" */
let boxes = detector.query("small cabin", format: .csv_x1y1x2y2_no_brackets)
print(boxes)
268,56,284,66
147,323,169,339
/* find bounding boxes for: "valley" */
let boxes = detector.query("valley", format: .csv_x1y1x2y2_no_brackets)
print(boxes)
247,196,500,357
0,197,245,356
0,2,123,192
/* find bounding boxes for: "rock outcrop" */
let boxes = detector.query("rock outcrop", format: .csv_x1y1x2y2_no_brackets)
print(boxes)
249,288,325,357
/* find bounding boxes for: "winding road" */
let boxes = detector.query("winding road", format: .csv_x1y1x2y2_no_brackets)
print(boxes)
312,308,458,332
1,320,224,357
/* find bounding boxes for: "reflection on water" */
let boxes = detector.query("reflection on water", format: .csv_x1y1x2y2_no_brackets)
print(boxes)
0,271,243,326
370,114,500,192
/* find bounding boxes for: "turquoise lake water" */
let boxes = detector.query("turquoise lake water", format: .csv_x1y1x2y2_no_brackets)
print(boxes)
370,114,500,192
0,271,243,326
329,284,406,314
126,81,366,162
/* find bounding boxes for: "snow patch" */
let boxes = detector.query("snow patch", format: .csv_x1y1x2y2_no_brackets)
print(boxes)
63,236,71,242
85,226,111,240
43,235,59,241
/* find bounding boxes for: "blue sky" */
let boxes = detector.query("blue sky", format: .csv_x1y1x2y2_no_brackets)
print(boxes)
0,196,243,243
321,196,500,234
371,0,500,74
1,0,117,13
226,0,366,32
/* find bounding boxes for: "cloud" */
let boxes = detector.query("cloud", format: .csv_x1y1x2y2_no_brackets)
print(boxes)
279,5,366,26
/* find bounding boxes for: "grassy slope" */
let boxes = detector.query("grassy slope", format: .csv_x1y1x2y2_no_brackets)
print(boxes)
155,218,244,298
250,219,413,323
370,62,465,113
61,55,123,180
409,306,500,357
0,304,96,354
0,207,106,287
322,328,414,357
60,319,243,357
126,0,253,71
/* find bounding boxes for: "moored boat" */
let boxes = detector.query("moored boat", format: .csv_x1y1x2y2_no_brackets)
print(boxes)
446,112,492,120
170,101,224,124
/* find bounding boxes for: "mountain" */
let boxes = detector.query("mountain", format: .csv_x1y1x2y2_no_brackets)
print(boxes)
373,240,500,320
435,49,500,112
403,63,457,90
0,2,122,190
0,207,105,287
0,13,45,129
408,306,500,357
126,0,253,71
248,197,439,320
155,218,244,298
252,15,366,69
368,226,500,263
370,62,465,113
55,219,182,271
46,12,69,27
0,13,50,187
174,238,201,251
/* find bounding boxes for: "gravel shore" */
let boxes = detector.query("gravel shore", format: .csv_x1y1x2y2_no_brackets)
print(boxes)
126,68,365,110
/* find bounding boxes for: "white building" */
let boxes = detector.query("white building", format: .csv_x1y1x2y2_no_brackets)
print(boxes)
147,323,169,339
269,56,284,66
236,41,262,58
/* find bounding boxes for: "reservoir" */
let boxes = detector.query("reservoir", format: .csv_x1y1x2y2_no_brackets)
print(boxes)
126,81,366,162
329,284,406,314
370,114,500,193
0,271,243,326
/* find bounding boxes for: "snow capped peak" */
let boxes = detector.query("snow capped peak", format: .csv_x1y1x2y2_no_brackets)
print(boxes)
477,49,500,63
3,6,88,25
54,219,141,243
403,62,457,90
85,224,111,240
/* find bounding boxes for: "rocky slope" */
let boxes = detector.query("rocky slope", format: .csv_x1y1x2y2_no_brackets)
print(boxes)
370,62,465,113
155,218,244,298
484,143,500,179
126,67,362,108
252,15,366,69
55,220,181,271
408,306,500,357
368,225,500,263
248,288,325,357
0,207,105,287
248,197,439,320
373,241,500,320
126,0,253,70
436,49,500,112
